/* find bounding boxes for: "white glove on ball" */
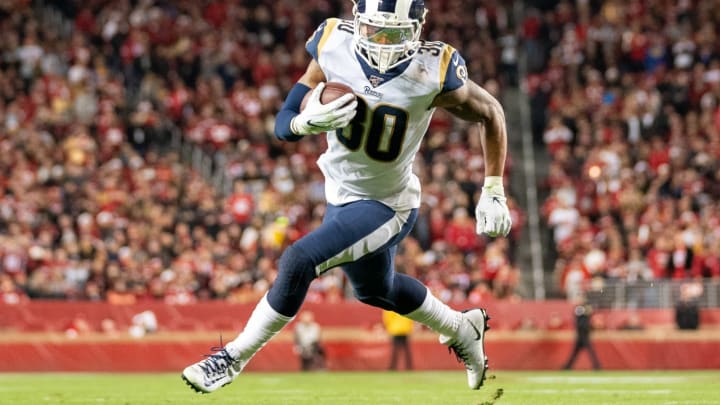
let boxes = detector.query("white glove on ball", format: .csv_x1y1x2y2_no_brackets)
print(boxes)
290,82,357,135
475,176,512,237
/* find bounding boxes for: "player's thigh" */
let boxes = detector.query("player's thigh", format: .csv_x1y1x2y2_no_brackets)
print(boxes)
295,200,415,275
342,245,396,294
339,206,417,291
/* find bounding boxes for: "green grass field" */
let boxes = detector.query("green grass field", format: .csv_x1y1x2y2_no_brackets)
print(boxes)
1,371,719,405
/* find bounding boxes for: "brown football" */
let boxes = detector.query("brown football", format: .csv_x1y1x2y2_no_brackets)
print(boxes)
300,82,355,111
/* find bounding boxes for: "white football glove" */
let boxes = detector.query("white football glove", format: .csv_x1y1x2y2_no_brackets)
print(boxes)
290,82,357,135
475,176,512,238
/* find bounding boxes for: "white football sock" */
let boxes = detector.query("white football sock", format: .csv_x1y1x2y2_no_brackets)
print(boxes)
404,289,462,336
225,294,293,360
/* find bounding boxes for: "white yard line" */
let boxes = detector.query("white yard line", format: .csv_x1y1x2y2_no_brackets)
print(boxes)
515,388,672,395
524,376,689,384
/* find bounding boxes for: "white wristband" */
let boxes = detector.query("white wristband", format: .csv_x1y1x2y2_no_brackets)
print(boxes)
483,176,504,189
289,117,302,135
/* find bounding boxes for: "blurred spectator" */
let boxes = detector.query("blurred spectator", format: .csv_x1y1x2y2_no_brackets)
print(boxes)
675,281,702,330
562,302,601,371
383,310,414,371
107,280,137,305
64,314,92,339
0,273,28,305
546,311,566,330
293,310,325,371
527,0,720,299
100,318,119,337
618,311,644,331
129,310,159,338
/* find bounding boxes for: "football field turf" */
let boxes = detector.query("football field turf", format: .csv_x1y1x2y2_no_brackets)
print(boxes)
1,371,718,405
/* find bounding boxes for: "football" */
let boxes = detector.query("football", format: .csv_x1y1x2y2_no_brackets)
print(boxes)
300,82,355,111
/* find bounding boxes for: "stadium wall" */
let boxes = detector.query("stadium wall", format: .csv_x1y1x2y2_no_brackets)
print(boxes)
8,300,720,332
1,302,719,371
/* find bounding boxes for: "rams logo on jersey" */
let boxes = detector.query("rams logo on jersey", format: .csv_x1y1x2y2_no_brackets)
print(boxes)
368,75,385,87
456,65,468,83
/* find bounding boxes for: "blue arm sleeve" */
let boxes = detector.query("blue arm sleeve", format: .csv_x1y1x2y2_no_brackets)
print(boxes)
274,83,311,142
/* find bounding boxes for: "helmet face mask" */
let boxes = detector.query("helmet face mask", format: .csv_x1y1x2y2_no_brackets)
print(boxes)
352,0,427,74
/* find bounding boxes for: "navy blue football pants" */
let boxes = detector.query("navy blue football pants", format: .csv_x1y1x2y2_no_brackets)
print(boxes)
266,200,428,317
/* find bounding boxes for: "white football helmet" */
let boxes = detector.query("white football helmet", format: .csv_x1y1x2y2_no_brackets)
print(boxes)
352,0,428,74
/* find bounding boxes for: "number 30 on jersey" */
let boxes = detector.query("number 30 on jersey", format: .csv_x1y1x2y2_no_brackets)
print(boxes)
336,97,408,163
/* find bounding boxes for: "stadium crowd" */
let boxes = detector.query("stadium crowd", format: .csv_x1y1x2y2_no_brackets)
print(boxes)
526,0,720,301
0,0,523,305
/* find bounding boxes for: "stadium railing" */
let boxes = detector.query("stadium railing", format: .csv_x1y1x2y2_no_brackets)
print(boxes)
170,126,234,196
585,279,720,310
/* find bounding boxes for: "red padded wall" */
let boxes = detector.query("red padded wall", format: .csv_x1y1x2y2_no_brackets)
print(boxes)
2,301,719,371
1,337,719,372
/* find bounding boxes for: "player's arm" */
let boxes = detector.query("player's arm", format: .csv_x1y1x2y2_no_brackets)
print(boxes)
432,81,507,178
274,20,357,141
275,60,356,140
432,80,512,238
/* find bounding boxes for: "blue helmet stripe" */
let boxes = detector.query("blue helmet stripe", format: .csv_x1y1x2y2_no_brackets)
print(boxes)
408,1,425,20
357,0,425,20
377,0,398,13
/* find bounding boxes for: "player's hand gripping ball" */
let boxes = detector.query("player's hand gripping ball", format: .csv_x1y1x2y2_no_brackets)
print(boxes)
300,82,355,111
291,82,357,135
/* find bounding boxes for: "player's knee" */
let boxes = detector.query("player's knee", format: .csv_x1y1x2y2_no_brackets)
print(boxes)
277,244,317,289
267,244,319,317
351,274,395,310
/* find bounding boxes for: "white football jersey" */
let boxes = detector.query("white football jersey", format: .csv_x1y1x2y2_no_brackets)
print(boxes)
306,18,468,211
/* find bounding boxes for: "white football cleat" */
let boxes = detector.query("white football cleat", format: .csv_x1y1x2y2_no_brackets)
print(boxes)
439,308,490,390
182,348,246,394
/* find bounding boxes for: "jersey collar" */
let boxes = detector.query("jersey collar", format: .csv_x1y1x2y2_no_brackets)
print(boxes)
355,51,412,88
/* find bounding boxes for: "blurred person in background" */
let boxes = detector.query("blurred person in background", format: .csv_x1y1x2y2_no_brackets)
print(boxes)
383,309,414,371
675,282,702,330
293,310,325,371
562,302,601,371
618,311,644,331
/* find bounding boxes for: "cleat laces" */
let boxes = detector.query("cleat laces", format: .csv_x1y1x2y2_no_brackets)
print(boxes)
199,348,235,377
198,336,236,378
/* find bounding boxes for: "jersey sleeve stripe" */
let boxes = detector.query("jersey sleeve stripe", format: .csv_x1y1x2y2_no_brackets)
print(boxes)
305,20,326,60
438,45,455,92
317,18,340,59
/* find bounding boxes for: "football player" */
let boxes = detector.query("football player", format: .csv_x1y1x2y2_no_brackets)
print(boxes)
183,0,512,393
